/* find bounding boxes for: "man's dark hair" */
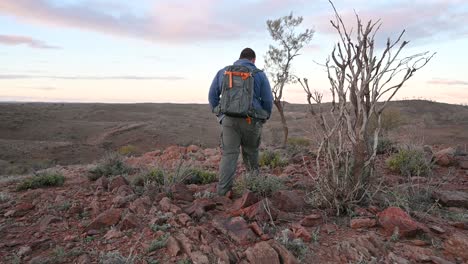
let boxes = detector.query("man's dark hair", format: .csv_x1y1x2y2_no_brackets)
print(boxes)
239,48,256,60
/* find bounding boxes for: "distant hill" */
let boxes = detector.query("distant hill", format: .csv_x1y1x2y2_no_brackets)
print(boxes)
0,100,467,175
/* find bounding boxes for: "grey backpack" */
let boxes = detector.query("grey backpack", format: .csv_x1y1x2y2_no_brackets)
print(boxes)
218,65,267,120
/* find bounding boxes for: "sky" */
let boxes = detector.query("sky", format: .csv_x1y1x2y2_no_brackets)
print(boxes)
0,0,467,105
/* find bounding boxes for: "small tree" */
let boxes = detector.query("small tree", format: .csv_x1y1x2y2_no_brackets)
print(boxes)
299,1,434,215
265,13,314,147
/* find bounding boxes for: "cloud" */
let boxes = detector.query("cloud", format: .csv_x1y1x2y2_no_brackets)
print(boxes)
0,0,305,43
0,74,184,80
428,78,468,86
0,34,60,49
309,0,468,44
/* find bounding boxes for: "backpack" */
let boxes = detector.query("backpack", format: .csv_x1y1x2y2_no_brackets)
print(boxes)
218,65,267,120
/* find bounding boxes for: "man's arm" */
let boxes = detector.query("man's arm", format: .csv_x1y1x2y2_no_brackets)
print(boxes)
260,72,273,118
208,69,223,111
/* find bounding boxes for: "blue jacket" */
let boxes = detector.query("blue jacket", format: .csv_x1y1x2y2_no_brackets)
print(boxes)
208,59,273,118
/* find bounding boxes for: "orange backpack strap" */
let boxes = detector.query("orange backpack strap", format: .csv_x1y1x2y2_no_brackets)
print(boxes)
224,71,251,88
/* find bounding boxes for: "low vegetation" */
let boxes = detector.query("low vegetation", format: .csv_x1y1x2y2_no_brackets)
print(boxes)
183,168,217,185
234,173,284,197
132,168,165,187
89,153,132,180
117,145,138,156
148,234,170,252
259,150,288,168
387,147,432,176
278,229,309,260
16,170,65,191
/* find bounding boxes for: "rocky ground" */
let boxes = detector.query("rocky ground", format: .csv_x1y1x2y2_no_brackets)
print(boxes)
0,144,467,264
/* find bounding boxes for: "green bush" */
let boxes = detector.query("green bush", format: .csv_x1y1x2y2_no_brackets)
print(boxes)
184,168,217,185
369,137,395,154
16,171,65,191
148,234,169,252
259,150,288,168
278,229,308,260
387,148,432,176
368,108,404,134
234,173,284,197
287,137,310,147
89,153,131,180
133,168,165,186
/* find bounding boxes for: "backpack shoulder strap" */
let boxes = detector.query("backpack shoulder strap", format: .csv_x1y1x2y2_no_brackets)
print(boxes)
251,68,263,76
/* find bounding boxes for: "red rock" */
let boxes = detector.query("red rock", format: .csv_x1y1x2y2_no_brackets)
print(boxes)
410,240,429,246
459,157,468,169
434,147,457,167
166,236,182,257
444,233,468,261
86,208,122,231
176,213,192,226
112,194,135,208
38,215,62,232
9,202,35,217
109,176,129,191
271,190,305,212
291,224,312,242
429,225,445,234
300,214,322,227
268,240,299,264
186,145,200,153
245,241,280,264
433,190,468,209
129,196,151,215
104,229,123,240
232,199,278,222
171,183,194,202
159,197,181,214
231,191,259,211
190,251,210,264
184,199,216,218
350,218,376,229
115,185,134,196
95,177,109,190
249,222,264,237
213,217,257,245
377,207,423,237
119,213,140,230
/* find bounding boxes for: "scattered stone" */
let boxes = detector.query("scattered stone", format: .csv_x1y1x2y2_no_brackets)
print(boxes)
434,147,457,167
271,190,305,212
109,176,129,191
429,225,446,234
186,145,200,153
86,208,122,231
171,183,194,202
190,251,210,264
129,196,151,215
232,199,278,222
377,207,424,238
177,213,192,226
38,215,62,232
245,241,280,264
6,202,34,217
95,177,109,190
350,218,376,229
159,197,182,214
268,240,299,264
166,236,181,257
300,214,322,227
231,191,259,211
291,224,312,242
213,217,256,245
444,233,468,261
115,185,134,196
184,199,216,218
103,229,123,240
433,190,468,209
119,213,140,230
17,246,32,257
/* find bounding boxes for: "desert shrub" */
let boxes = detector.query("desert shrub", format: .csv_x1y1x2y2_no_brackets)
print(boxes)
89,153,132,180
387,147,432,176
16,171,65,191
259,150,288,168
287,137,310,147
132,168,165,187
277,229,308,260
183,168,217,185
369,137,395,155
233,173,284,197
148,234,170,252
151,224,171,232
117,145,138,156
0,192,11,203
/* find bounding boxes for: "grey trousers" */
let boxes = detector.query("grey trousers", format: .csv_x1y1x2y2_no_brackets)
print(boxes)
217,116,263,195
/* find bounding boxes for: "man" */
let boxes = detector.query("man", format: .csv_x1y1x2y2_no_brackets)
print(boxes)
208,48,273,196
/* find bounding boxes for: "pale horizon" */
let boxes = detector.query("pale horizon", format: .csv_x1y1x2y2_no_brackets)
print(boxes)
1,0,468,105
